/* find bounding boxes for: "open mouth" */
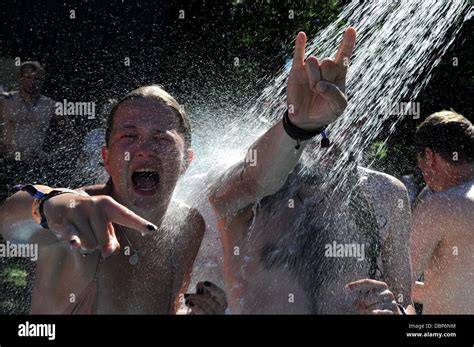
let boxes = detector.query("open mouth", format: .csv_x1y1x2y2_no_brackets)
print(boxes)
131,168,160,195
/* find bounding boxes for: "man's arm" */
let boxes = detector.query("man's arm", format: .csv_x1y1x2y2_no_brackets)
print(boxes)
208,122,307,216
379,176,413,308
0,185,63,246
209,28,357,217
410,195,446,283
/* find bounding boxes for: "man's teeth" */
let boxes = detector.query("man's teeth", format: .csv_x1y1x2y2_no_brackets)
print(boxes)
135,168,156,173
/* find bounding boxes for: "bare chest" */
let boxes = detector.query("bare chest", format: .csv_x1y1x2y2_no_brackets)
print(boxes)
3,104,51,155
95,241,174,313
4,100,51,126
226,186,382,313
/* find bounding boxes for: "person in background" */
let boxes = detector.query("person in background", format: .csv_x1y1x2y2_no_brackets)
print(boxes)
410,111,474,314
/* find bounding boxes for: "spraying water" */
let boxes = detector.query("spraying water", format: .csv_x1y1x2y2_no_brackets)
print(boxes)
181,0,472,302
177,0,471,203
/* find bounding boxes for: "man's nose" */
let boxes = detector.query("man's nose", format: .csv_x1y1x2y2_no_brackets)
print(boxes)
133,138,158,157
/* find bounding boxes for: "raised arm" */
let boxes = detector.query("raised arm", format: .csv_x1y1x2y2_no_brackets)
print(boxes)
209,28,357,216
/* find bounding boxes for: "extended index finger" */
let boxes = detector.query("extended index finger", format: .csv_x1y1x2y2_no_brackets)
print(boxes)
292,31,307,68
335,27,357,67
101,197,158,235
346,279,388,293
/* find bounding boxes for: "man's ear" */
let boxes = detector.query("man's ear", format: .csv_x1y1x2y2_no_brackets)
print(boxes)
180,148,194,174
101,146,110,174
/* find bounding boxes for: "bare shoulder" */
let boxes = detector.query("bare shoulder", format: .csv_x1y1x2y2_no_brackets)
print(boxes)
416,181,474,222
442,180,474,201
358,166,408,201
358,167,411,247
170,200,205,238
413,192,458,237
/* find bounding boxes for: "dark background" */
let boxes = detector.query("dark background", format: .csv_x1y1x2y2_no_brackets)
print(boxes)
1,1,344,110
1,0,471,179
0,0,349,174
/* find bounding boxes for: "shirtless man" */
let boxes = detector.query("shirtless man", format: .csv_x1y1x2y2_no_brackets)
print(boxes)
0,61,56,199
410,111,474,314
209,28,412,314
0,85,226,314
0,61,54,164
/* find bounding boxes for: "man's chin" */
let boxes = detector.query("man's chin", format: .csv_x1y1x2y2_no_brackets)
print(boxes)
132,185,160,197
129,185,164,209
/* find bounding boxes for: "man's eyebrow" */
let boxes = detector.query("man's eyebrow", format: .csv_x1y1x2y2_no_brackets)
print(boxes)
119,124,137,129
117,125,170,133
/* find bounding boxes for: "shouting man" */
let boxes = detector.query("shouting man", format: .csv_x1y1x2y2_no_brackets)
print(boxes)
0,86,226,314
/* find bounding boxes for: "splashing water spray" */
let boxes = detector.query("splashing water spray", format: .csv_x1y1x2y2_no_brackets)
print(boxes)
177,0,471,204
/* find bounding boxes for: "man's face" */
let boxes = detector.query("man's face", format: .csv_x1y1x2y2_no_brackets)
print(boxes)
20,67,43,94
417,150,438,191
102,98,190,212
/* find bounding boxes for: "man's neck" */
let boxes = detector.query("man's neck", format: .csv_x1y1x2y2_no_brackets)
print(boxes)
114,194,171,249
438,165,474,192
109,185,169,224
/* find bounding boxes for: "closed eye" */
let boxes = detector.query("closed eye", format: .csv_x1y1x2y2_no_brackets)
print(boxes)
155,135,174,142
153,132,175,142
121,134,137,138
